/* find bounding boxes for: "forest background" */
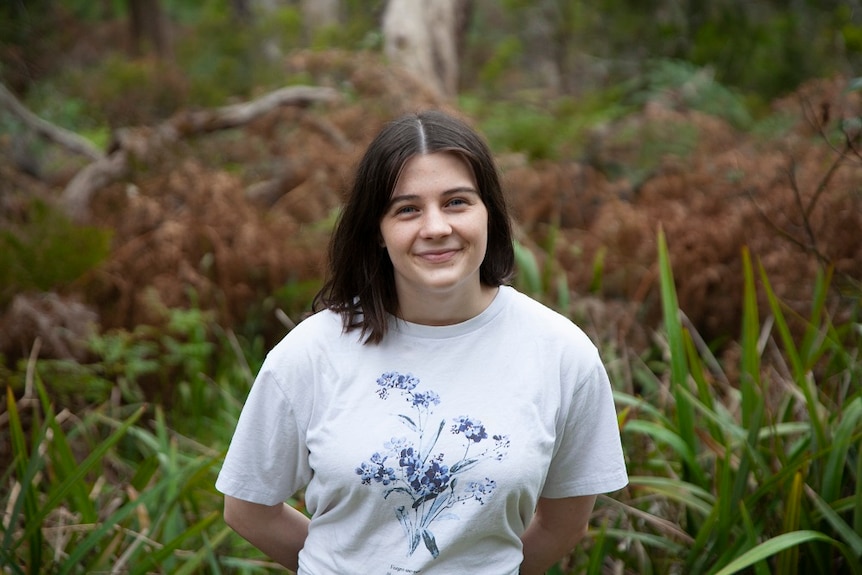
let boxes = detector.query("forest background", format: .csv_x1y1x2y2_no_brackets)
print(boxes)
1,0,861,573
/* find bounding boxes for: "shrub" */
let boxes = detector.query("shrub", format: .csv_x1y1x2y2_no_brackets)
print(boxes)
0,200,111,308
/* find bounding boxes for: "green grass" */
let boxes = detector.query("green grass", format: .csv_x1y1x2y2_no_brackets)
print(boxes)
587,232,862,574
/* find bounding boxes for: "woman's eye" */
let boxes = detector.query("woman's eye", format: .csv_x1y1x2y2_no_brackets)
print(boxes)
395,206,418,215
447,198,467,207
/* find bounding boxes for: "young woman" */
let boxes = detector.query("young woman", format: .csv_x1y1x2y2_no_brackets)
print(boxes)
216,110,628,575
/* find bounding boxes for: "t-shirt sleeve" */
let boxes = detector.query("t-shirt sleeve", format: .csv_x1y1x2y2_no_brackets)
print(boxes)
541,352,628,498
215,359,313,505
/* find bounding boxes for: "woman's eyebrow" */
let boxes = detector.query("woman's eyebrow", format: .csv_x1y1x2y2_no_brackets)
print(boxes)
388,187,479,204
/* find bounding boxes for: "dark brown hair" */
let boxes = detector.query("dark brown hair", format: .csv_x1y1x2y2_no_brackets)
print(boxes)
313,110,515,343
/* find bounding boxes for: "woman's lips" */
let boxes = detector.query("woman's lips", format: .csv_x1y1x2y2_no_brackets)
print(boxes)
416,249,459,263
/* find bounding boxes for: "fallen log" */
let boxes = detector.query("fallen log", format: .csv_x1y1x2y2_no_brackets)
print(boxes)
60,85,340,222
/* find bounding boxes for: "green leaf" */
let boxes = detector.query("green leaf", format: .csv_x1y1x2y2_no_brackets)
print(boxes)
130,511,221,575
172,526,234,575
36,379,98,524
513,240,542,296
58,476,176,574
758,261,827,450
657,228,703,486
4,387,47,568
712,531,856,575
739,246,761,427
19,404,147,547
805,485,862,557
821,397,862,503
628,476,714,516
623,420,699,472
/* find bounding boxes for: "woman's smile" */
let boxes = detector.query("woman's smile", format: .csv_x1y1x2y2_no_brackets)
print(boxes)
415,247,460,263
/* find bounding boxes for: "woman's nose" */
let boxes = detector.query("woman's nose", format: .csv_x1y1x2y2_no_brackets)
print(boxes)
420,208,452,237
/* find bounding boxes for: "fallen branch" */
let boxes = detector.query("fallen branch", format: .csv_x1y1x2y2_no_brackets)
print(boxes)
0,82,104,161
60,85,340,222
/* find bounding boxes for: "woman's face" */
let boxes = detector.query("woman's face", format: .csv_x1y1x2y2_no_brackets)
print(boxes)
379,152,490,322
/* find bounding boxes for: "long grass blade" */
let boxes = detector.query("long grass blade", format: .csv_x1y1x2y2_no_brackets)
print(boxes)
804,484,862,557
730,500,770,575
739,246,761,427
628,476,714,516
821,397,862,503
712,531,860,575
776,472,803,575
623,420,699,473
172,525,235,575
4,387,47,568
657,228,702,487
799,265,832,369
35,379,98,524
129,510,221,575
4,390,46,572
57,473,175,574
856,436,862,536
758,261,827,449
17,404,147,547
513,240,541,296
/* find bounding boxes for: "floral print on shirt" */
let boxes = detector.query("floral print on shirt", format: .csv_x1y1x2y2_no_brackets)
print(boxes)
356,371,510,559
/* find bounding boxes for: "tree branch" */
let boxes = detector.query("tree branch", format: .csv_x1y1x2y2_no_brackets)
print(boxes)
60,85,340,222
0,82,104,162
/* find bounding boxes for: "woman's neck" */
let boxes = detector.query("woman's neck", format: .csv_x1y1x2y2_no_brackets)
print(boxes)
395,284,498,326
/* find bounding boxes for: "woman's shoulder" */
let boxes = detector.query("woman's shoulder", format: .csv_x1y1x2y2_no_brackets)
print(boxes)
500,286,597,349
268,308,360,357
501,286,581,327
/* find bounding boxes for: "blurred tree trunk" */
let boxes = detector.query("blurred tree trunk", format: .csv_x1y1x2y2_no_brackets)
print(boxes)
128,0,171,58
382,0,472,99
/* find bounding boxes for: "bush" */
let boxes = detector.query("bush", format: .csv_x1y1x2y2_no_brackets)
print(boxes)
0,200,111,308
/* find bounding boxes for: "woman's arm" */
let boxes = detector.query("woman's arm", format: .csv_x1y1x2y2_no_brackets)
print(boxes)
519,494,597,575
223,495,310,571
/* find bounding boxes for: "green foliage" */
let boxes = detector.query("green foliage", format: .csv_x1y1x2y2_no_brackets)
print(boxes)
689,8,833,100
272,279,321,321
478,36,523,90
82,54,190,126
0,0,53,45
0,200,111,307
750,110,798,143
607,115,700,185
0,380,238,573
175,6,302,107
478,103,560,160
601,238,862,573
462,88,630,161
513,232,570,314
20,81,108,145
629,59,754,129
0,300,286,572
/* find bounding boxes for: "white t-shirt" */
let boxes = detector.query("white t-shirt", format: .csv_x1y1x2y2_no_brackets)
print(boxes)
216,286,628,575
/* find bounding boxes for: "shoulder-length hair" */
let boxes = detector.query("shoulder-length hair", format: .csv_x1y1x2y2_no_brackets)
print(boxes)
313,110,515,344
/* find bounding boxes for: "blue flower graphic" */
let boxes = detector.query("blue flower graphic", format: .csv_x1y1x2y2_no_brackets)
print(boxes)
355,452,397,486
451,415,488,443
465,478,497,505
356,372,510,559
376,372,419,399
